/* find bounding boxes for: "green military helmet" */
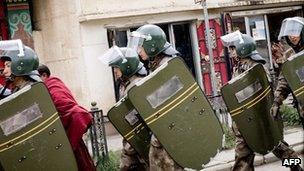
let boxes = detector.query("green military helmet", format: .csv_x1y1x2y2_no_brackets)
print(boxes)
100,46,145,78
135,24,167,59
234,34,256,58
221,31,266,64
235,34,266,64
109,47,141,78
0,46,41,81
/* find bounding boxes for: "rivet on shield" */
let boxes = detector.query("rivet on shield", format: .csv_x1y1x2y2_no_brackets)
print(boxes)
55,143,63,150
18,156,26,163
17,66,22,70
49,128,56,135
168,122,175,130
191,96,198,102
155,113,160,118
199,109,205,115
135,127,140,134
6,141,14,147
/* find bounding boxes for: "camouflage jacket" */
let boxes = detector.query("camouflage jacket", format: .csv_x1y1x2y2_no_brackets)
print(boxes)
273,49,296,105
273,49,304,117
12,80,35,93
119,75,145,99
232,58,268,78
149,55,173,72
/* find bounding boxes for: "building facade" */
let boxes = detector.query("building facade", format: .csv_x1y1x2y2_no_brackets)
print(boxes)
1,1,303,134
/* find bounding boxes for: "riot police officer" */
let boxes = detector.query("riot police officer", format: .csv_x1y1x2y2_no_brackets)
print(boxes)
127,24,183,171
100,46,148,171
0,45,41,93
271,16,304,128
221,31,303,171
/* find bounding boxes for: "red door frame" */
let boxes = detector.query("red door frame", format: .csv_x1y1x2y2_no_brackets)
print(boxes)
197,19,228,96
0,0,9,85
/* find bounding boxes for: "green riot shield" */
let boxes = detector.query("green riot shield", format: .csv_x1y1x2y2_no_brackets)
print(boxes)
0,82,77,171
128,57,223,170
108,96,151,162
282,51,304,106
222,64,283,155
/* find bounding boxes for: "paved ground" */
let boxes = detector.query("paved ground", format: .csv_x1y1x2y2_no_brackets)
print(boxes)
105,126,304,171
107,134,123,152
202,126,303,171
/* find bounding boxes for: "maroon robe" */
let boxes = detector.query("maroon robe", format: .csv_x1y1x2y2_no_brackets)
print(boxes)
44,76,96,171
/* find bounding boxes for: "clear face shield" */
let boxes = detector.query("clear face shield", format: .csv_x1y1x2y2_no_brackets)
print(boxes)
221,31,244,60
278,18,304,40
126,31,152,57
98,45,126,65
220,30,244,47
98,46,139,66
0,39,24,57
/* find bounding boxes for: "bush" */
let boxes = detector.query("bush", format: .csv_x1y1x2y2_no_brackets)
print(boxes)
280,105,302,126
222,124,236,149
97,150,121,171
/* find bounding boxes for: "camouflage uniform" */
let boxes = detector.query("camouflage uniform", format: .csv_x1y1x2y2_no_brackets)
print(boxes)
119,76,149,171
231,58,301,171
12,79,35,93
148,55,184,171
272,16,304,127
272,49,304,123
127,24,182,170
271,42,287,78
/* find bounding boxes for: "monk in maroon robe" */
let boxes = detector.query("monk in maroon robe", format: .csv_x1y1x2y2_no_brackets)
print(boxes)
38,64,95,171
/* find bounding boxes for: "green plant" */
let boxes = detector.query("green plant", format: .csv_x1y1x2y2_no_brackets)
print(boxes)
97,150,121,171
222,124,236,149
280,105,301,126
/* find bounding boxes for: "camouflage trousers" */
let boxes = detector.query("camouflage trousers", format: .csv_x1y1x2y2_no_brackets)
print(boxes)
120,139,148,171
149,134,184,171
232,122,303,171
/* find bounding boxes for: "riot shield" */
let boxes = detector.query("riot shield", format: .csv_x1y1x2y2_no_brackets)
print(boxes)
108,95,151,162
221,64,283,155
282,51,304,106
128,57,223,170
0,82,77,171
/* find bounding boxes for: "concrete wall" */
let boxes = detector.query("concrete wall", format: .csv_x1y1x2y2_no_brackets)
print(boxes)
78,0,231,22
31,0,302,113
31,0,222,113
32,0,118,112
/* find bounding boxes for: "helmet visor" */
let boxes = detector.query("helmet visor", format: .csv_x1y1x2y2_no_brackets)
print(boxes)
125,48,138,59
220,30,244,47
0,39,24,58
278,18,304,40
126,31,152,54
98,45,124,65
